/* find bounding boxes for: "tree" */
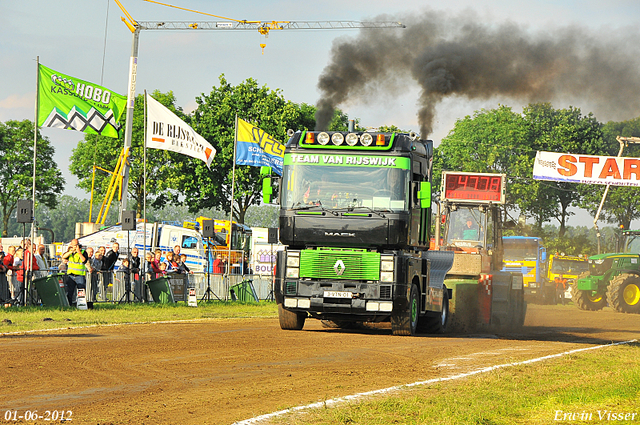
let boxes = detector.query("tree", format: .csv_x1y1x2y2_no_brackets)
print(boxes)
69,91,187,221
180,76,318,223
0,120,64,237
522,104,604,235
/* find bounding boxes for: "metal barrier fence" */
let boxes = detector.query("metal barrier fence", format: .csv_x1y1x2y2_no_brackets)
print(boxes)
34,270,275,303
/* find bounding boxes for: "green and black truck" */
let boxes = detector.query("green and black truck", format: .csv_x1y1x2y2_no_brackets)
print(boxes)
265,129,526,335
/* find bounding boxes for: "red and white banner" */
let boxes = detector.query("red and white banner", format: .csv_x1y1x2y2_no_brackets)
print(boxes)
146,93,216,168
533,151,640,187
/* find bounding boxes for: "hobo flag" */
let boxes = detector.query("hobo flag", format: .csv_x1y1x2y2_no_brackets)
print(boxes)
145,94,216,168
235,118,284,176
37,64,126,138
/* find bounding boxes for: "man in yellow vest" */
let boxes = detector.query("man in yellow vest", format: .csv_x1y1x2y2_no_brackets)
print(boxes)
62,239,88,306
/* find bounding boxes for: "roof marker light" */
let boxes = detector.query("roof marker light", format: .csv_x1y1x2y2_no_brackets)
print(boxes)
317,132,330,145
360,133,373,146
305,132,315,144
332,132,345,145
376,134,386,146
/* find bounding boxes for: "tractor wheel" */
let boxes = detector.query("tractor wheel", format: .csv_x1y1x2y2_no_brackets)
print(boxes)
391,284,419,336
571,283,606,311
607,273,640,314
278,303,306,330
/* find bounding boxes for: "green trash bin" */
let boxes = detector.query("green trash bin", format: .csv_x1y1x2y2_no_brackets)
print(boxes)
34,274,70,307
229,280,259,302
146,277,175,304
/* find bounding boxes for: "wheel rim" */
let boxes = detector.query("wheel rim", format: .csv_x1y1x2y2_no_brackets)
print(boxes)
587,292,603,303
623,283,640,306
410,297,418,326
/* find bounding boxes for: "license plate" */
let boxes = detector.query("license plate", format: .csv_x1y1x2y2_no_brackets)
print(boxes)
324,291,352,299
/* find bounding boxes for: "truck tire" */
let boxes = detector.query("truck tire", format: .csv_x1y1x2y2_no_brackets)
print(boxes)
278,303,306,330
417,287,450,334
571,284,606,311
607,273,640,314
391,284,418,336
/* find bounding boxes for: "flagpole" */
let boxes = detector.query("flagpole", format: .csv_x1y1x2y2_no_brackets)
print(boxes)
28,56,40,305
143,90,148,293
227,114,238,276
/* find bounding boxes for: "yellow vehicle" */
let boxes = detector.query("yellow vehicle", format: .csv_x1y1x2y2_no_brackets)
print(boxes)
196,217,252,268
546,254,589,304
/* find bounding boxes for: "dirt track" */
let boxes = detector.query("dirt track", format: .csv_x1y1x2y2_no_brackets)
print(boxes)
1,304,639,425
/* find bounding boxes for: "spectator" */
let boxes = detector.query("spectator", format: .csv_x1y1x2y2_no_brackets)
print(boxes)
62,239,88,306
12,248,23,300
3,246,15,299
152,249,163,278
102,242,119,294
173,244,181,259
90,249,103,303
163,252,177,273
212,254,225,274
177,254,193,275
34,244,49,278
119,258,131,297
17,239,39,283
0,251,8,302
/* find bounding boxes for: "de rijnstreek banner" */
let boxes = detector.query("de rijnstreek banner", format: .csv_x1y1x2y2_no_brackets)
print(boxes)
235,118,284,176
146,93,216,168
38,64,126,138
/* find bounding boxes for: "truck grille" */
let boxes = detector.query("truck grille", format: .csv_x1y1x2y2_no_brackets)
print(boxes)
380,285,392,299
300,248,380,281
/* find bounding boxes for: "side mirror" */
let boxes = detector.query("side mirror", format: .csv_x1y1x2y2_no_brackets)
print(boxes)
262,177,272,204
417,181,431,208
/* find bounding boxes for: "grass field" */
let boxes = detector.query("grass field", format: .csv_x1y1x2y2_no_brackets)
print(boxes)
271,343,640,425
0,301,278,333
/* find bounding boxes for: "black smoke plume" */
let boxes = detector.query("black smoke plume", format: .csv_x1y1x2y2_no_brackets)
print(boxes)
315,10,640,136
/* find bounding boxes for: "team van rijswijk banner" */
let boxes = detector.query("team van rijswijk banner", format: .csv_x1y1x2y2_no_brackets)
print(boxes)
235,118,284,176
533,151,640,187
145,94,216,168
38,64,126,138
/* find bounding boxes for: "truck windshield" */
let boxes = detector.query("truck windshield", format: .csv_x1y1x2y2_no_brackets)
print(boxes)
550,259,588,274
282,163,409,212
444,207,486,248
503,239,539,261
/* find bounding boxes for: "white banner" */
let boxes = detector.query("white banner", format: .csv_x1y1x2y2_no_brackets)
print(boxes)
146,94,215,168
533,151,640,187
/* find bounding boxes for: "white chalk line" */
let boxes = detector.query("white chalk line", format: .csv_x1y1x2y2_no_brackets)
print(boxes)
232,338,638,425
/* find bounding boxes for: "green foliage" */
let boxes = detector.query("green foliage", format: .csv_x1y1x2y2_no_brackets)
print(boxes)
578,117,640,229
436,103,604,236
0,120,64,237
182,75,318,223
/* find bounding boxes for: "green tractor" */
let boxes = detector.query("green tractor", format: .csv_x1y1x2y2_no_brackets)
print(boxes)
573,230,640,313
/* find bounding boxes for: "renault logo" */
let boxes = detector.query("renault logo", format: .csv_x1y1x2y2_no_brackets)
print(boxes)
334,260,346,276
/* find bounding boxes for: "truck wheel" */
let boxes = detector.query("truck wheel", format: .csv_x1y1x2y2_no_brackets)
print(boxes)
607,273,640,314
417,286,449,334
391,284,418,336
278,303,306,330
571,284,606,311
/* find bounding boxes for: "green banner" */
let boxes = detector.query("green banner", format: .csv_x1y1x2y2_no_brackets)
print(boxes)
38,64,126,138
284,153,410,169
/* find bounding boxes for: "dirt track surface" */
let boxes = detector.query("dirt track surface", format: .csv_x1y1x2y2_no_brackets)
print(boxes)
1,305,639,425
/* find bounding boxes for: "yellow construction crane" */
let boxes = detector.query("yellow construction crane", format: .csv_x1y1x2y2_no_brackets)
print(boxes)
111,0,404,220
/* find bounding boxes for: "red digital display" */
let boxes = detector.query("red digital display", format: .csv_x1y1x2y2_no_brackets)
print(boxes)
443,172,505,204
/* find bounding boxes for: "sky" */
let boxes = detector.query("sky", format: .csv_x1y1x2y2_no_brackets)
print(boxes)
1,0,640,226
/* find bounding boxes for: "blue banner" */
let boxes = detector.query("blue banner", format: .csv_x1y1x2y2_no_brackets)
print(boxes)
235,118,284,176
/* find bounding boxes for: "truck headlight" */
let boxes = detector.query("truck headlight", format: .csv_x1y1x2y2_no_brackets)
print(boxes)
286,251,300,278
380,255,394,272
380,271,394,282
